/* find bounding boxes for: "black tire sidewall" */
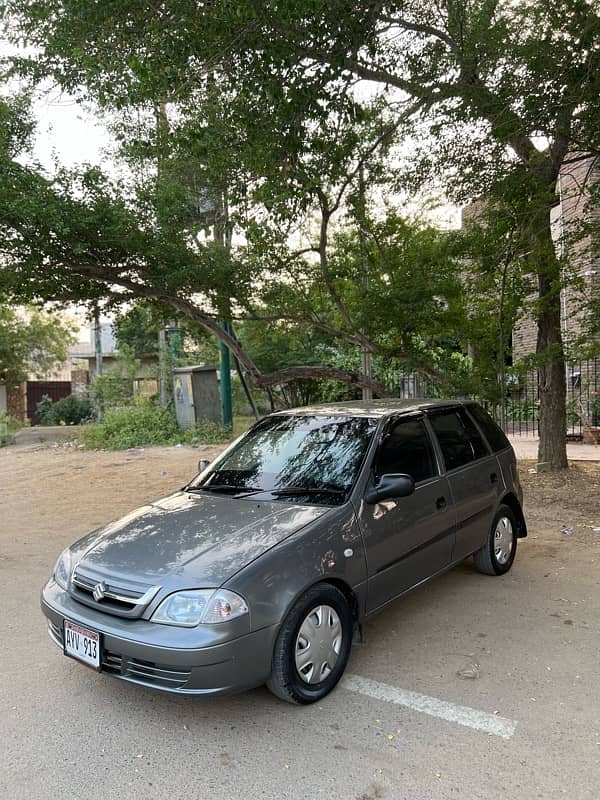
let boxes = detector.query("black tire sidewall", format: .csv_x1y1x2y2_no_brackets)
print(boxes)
277,585,353,704
488,506,518,575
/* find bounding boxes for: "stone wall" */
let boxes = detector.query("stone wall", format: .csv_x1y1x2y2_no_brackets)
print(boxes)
557,154,600,353
7,383,26,421
71,369,89,398
510,154,599,363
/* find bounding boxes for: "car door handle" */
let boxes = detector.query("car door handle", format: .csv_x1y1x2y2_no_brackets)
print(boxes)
490,472,498,484
436,496,447,510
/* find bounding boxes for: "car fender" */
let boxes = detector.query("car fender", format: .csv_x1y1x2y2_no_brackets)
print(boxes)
224,503,367,632
498,491,528,538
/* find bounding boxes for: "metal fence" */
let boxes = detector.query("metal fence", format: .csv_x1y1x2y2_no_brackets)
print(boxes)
394,358,600,440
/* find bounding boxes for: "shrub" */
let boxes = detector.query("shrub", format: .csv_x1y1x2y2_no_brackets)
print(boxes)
0,410,21,445
504,398,539,422
89,345,142,417
80,399,232,450
183,419,233,446
37,394,94,425
36,394,54,423
0,410,20,432
80,400,177,449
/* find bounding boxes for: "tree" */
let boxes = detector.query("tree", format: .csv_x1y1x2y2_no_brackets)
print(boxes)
0,85,467,398
459,196,531,406
198,0,596,469
6,1,598,468
0,94,387,394
113,301,219,364
0,304,74,385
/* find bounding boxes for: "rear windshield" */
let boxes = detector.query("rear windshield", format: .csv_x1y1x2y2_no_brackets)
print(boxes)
466,404,511,452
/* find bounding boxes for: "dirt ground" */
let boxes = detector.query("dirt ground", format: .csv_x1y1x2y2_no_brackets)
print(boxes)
0,442,225,563
1,441,600,800
519,460,600,546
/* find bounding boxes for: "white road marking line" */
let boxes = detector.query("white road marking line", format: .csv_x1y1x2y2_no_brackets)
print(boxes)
342,674,517,740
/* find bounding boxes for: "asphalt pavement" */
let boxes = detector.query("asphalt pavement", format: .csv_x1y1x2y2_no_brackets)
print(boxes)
1,444,599,800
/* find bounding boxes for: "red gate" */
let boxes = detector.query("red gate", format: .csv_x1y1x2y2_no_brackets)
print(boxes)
26,381,72,424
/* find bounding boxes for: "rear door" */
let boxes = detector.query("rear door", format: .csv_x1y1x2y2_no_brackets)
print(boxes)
358,414,456,613
425,406,502,561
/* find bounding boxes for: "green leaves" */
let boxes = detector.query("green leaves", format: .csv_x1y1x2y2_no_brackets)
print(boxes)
1,0,598,427
0,304,75,385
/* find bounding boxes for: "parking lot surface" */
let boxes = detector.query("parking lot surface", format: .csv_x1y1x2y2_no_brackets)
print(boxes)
1,443,599,799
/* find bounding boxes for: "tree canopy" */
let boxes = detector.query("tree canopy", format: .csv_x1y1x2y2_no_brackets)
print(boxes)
1,0,599,467
0,304,75,385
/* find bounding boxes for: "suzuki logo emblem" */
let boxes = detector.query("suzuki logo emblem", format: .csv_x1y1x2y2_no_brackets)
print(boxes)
92,581,107,602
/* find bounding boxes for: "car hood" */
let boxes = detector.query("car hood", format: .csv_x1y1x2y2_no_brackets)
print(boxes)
73,491,328,587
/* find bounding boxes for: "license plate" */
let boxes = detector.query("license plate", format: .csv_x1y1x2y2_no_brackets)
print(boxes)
64,621,101,670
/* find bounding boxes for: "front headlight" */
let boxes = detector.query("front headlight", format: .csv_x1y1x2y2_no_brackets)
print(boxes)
53,548,72,590
151,589,248,627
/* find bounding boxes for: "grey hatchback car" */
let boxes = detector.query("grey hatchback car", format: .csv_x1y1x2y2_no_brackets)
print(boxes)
42,400,526,704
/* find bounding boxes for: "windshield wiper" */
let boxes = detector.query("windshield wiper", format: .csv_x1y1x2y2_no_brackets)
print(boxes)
187,484,263,495
271,486,346,497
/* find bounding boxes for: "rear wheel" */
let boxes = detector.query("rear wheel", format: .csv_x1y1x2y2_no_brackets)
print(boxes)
266,583,353,705
474,505,518,575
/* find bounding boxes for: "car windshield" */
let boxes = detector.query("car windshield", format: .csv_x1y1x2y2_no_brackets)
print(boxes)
190,414,377,504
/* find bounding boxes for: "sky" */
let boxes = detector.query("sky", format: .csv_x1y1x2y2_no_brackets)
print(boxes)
35,92,117,339
31,89,112,170
0,38,112,170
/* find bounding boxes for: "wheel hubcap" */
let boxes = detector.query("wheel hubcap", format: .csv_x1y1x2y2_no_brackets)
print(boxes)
295,605,342,684
494,516,514,565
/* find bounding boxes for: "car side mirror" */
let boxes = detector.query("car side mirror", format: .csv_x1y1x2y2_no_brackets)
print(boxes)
365,473,415,504
198,458,211,474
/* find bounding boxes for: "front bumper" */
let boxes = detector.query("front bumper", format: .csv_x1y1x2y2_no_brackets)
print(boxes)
41,579,278,696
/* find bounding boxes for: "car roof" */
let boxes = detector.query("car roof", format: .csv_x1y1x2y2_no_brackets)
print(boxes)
273,398,467,418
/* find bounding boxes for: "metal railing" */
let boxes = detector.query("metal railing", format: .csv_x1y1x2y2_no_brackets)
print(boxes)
393,358,600,440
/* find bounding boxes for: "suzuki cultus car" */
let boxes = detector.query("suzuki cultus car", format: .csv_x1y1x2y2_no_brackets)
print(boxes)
42,400,526,704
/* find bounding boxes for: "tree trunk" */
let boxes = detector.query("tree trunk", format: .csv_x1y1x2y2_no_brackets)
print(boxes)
535,217,568,470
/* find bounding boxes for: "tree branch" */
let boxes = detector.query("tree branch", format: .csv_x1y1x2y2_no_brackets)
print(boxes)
378,14,455,48
62,261,391,395
292,44,538,170
251,365,391,396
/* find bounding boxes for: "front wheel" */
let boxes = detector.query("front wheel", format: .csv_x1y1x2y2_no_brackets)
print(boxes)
266,583,353,705
474,505,518,576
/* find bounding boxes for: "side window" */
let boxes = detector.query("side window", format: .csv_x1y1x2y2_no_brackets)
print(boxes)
466,404,511,452
428,408,489,471
374,416,438,483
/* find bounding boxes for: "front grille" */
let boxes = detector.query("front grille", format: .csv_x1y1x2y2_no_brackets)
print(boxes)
46,621,191,690
102,650,191,689
48,619,63,646
70,566,160,619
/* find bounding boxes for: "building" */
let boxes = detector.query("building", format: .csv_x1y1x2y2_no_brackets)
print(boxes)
512,153,599,362
461,153,599,438
1,322,159,424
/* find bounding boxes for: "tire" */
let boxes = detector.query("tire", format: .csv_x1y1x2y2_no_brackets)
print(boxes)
266,583,353,705
474,504,518,576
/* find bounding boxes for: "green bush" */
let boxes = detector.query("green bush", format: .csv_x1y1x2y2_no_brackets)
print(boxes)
0,410,21,445
504,398,539,422
80,399,232,450
183,419,233,446
0,410,22,434
89,345,141,416
35,395,54,423
37,394,95,425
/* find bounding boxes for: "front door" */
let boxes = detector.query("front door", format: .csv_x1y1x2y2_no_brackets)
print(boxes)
357,414,456,613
